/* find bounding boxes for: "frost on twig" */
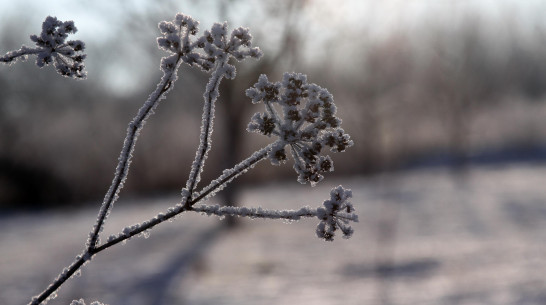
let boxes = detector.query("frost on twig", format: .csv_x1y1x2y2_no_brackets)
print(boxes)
247,73,354,186
181,18,263,202
191,144,272,203
0,16,87,79
191,185,358,241
88,13,210,250
21,11,357,305
192,204,317,220
88,12,263,250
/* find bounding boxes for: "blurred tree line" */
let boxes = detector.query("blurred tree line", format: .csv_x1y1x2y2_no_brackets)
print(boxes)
2,1,546,208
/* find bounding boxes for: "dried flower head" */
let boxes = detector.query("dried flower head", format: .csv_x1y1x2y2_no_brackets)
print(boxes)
1,16,87,79
247,73,353,185
157,13,262,77
316,186,358,241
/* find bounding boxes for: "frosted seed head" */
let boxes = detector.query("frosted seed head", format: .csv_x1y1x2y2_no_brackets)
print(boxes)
8,16,88,79
315,186,357,241
245,73,352,185
157,13,261,75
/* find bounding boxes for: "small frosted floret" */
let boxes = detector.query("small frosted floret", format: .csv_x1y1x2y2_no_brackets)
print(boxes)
0,16,87,79
157,13,262,75
316,186,358,241
247,72,353,185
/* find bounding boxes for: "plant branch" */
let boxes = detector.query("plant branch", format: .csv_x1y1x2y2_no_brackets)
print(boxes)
192,144,271,202
99,143,272,252
191,204,319,220
28,141,356,304
184,58,229,200
87,54,182,251
29,252,90,305
0,47,41,63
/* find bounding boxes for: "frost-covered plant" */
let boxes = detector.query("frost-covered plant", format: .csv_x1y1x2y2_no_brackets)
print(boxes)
1,13,357,305
0,16,86,78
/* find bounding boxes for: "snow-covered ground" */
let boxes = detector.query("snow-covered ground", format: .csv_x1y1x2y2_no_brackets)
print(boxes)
1,164,546,305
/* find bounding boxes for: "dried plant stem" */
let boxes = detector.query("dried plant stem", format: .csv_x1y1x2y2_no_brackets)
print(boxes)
0,47,40,63
87,54,182,251
191,204,319,220
193,144,271,201
98,144,272,251
19,13,356,305
30,253,88,305
185,59,228,199
29,143,270,305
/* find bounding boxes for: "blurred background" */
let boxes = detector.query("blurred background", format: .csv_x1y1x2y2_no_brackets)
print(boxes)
1,1,546,305
2,0,546,208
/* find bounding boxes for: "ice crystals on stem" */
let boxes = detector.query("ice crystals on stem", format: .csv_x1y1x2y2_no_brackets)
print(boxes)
189,185,357,241
178,14,263,204
247,73,354,186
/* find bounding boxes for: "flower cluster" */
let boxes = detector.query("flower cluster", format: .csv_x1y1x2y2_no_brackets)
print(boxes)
157,13,262,78
0,16,87,79
316,186,358,241
247,73,353,185
31,16,86,78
